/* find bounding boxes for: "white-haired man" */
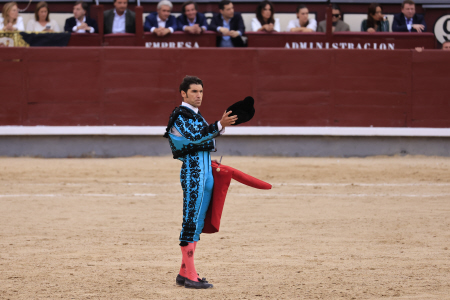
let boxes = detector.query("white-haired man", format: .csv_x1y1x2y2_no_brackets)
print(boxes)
144,0,177,36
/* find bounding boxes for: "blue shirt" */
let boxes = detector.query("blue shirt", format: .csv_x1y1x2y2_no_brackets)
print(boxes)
188,17,196,27
182,17,205,31
405,16,413,32
112,9,126,34
219,16,233,47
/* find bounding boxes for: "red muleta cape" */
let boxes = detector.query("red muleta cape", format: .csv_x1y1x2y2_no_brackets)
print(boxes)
202,161,272,234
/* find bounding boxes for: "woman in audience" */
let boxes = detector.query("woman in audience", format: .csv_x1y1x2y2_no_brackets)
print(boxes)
1,2,24,31
251,0,280,32
26,1,60,32
287,5,316,32
361,3,389,32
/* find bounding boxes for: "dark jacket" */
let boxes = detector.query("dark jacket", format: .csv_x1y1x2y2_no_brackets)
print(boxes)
176,12,208,31
392,12,426,32
361,19,390,32
103,9,136,34
208,12,245,47
144,12,177,32
64,16,98,33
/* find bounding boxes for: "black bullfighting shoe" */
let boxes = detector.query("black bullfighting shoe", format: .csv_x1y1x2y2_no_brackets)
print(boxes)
176,274,208,286
184,278,213,289
176,274,185,286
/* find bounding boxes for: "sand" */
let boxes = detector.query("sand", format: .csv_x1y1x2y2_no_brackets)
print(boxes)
1,156,449,299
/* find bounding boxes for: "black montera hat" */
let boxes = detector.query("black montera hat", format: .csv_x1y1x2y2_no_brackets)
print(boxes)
226,96,255,126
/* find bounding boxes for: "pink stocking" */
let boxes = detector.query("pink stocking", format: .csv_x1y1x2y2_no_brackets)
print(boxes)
180,242,198,282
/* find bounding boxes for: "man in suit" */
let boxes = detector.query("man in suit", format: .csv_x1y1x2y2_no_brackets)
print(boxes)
177,1,208,34
392,0,426,32
144,0,177,36
104,0,135,34
64,1,98,33
317,4,350,33
208,0,245,47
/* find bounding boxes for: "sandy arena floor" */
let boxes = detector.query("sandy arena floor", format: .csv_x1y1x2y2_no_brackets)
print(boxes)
1,156,449,299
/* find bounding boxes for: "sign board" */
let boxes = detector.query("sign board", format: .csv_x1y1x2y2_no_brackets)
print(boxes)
433,14,450,44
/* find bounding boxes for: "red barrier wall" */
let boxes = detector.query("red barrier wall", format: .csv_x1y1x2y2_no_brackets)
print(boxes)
247,32,436,49
1,47,449,128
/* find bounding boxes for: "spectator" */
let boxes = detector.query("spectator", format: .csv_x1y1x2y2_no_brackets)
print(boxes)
64,1,98,33
104,0,135,34
26,1,60,32
361,3,389,32
208,0,245,47
1,2,24,31
287,5,316,32
442,41,450,51
392,0,426,32
317,4,349,33
177,1,207,34
251,0,280,32
144,0,177,36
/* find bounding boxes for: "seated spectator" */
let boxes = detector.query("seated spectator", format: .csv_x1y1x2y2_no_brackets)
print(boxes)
287,5,316,32
317,4,349,33
104,0,135,34
442,41,450,51
251,0,280,32
361,3,389,32
26,1,60,32
208,0,245,47
64,1,98,33
144,0,177,36
1,2,24,31
177,1,207,34
392,0,426,32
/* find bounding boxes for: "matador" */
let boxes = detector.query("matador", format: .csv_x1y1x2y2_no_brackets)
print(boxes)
163,75,237,289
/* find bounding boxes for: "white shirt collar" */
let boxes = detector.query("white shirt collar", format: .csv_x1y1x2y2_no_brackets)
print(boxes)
114,9,126,17
181,102,198,114
157,15,167,22
76,16,86,25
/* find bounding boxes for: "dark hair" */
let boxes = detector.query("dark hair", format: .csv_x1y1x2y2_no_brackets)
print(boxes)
367,3,381,29
181,1,198,15
114,0,128,3
296,5,309,27
34,1,49,22
331,4,341,13
219,0,232,10
179,76,203,94
296,4,307,14
402,0,415,8
181,1,197,14
75,0,88,11
256,0,274,25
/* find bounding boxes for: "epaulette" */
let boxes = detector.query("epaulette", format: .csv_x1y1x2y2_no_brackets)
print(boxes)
163,106,195,138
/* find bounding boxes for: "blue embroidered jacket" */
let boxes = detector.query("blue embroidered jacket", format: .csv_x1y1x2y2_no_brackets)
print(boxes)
163,106,220,159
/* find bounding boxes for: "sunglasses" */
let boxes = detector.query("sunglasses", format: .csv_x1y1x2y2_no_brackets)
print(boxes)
332,14,341,17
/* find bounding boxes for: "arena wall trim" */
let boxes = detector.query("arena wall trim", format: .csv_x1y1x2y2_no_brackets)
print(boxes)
1,126,449,137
